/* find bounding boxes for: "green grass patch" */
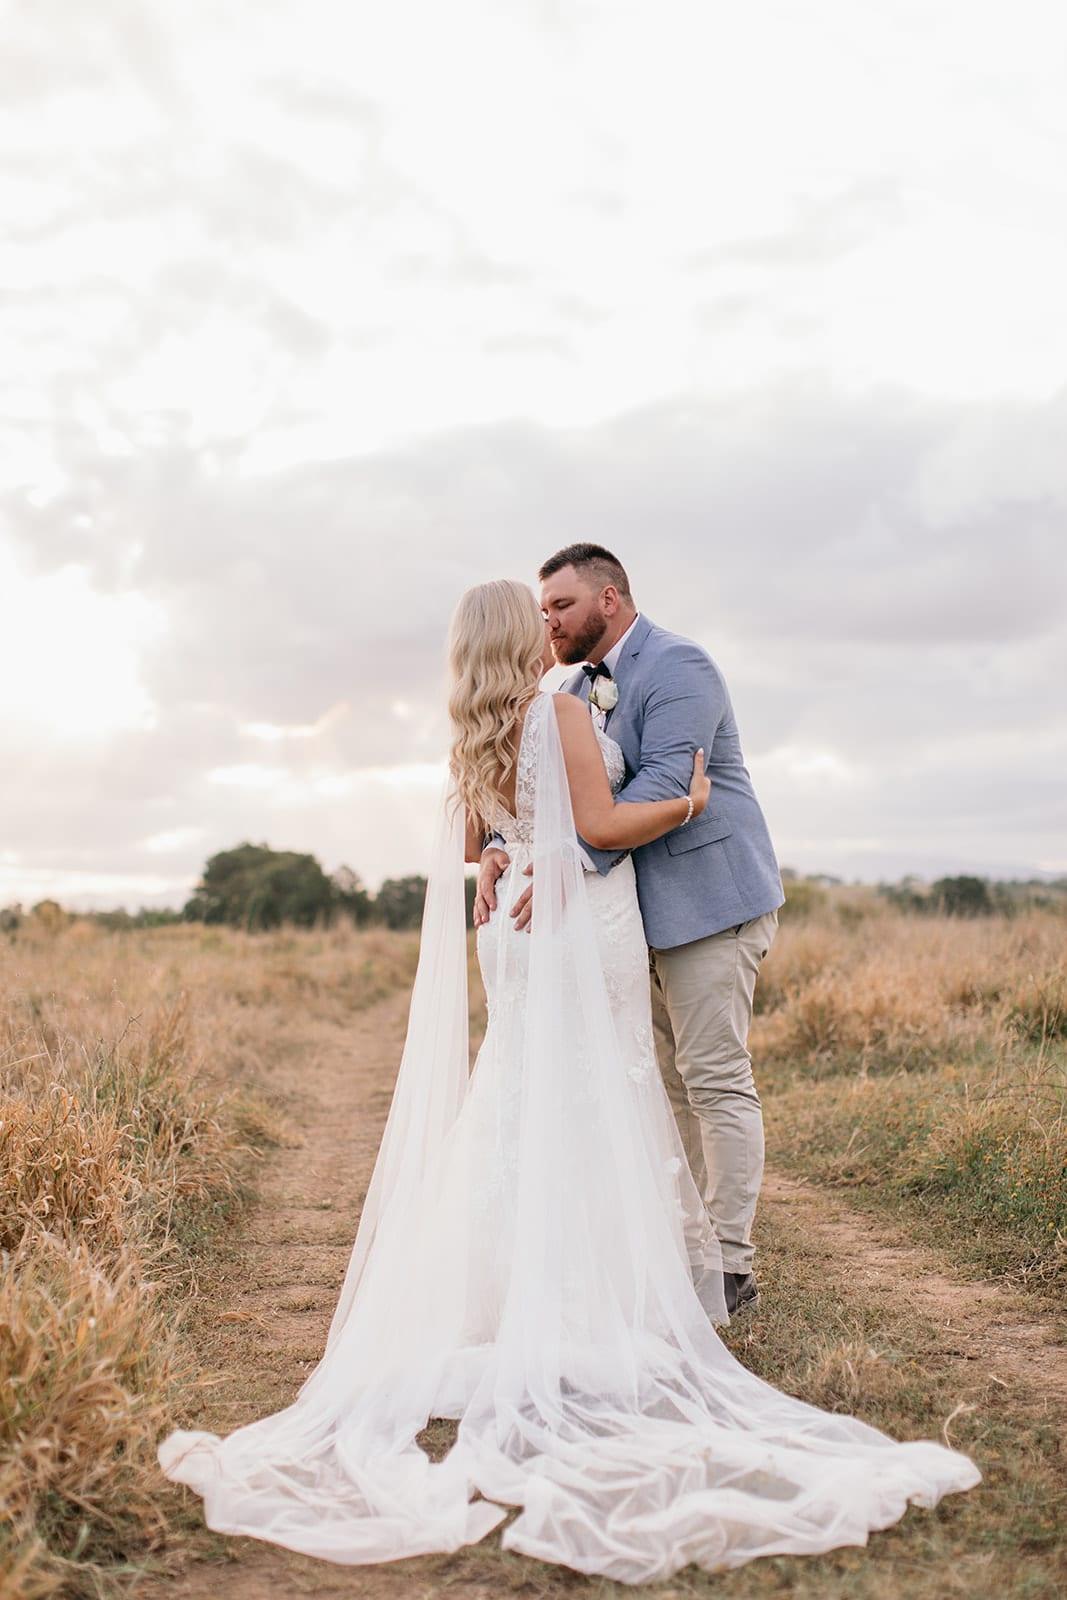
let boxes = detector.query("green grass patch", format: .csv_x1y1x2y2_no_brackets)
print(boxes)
763,1044,1067,1291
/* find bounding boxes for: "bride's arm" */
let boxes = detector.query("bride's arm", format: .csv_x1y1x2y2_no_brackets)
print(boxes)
552,694,708,850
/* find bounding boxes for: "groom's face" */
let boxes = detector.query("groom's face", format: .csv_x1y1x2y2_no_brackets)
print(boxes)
540,565,610,665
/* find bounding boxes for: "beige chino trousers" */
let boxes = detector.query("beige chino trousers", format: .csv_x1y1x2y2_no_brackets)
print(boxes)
650,911,778,1276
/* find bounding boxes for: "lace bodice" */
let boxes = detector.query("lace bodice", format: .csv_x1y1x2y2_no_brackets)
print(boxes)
490,694,625,849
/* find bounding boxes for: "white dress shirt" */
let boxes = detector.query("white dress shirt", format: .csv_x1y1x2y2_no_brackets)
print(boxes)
589,613,640,731
600,612,641,677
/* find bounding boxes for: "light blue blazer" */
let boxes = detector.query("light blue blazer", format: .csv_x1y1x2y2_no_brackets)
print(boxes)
566,615,784,950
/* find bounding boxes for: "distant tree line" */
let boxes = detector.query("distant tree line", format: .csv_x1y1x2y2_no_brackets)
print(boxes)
3,862,1063,940
774,869,1066,922
876,874,1067,918
178,842,472,931
0,847,472,935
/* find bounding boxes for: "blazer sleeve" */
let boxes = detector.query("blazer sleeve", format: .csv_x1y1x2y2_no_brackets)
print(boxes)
575,835,626,877
613,643,725,806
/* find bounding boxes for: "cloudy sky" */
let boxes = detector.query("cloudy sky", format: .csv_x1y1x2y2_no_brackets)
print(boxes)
2,0,1065,908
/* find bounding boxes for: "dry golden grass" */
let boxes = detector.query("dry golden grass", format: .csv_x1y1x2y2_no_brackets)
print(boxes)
3,906,1063,1597
0,1238,178,1597
0,919,419,1599
755,904,1067,1288
756,906,1066,1074
1,1092,127,1257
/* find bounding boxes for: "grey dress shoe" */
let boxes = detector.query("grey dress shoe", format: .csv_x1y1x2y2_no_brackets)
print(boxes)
724,1271,759,1317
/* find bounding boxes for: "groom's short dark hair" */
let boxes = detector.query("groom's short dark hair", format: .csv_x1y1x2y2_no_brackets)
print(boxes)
539,543,632,600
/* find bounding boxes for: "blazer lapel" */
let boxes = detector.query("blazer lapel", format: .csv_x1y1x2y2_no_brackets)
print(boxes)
622,614,654,666
605,615,653,714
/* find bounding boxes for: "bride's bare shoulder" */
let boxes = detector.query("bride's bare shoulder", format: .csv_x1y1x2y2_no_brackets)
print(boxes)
551,691,585,724
550,692,595,745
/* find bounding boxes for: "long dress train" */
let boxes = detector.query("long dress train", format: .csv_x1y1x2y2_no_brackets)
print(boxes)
159,693,979,1582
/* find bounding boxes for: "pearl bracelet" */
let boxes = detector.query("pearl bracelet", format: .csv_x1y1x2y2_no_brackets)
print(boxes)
679,796,694,828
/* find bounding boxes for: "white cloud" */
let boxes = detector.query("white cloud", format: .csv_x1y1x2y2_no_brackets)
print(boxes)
139,826,205,855
2,1,1065,904
239,703,350,742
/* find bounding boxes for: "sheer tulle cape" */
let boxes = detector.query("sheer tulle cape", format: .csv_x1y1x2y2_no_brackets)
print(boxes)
158,694,980,1581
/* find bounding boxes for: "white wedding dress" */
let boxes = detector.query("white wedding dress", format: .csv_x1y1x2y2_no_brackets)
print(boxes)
159,693,979,1582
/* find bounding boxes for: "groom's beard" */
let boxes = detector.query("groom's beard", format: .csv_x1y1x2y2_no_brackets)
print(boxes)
554,611,608,665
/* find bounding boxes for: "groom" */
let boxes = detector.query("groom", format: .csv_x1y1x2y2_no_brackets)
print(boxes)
474,544,784,1316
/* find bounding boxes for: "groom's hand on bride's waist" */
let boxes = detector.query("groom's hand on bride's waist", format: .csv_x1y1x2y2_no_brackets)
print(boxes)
473,847,511,927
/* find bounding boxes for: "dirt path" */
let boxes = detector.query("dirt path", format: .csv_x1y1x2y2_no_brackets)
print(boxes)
759,1170,1067,1417
145,988,1065,1599
144,987,443,1600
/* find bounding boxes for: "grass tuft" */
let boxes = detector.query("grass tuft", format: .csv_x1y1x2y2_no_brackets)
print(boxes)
756,908,1067,1287
0,1237,179,1597
0,919,417,1597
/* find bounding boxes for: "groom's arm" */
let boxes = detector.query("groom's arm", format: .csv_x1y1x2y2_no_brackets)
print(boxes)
465,813,493,864
574,835,626,876
614,645,724,807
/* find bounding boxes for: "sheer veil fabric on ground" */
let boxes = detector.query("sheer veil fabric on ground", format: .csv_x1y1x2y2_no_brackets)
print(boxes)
159,693,980,1582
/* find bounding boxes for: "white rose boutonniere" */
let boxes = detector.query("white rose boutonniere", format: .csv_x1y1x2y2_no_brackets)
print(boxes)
589,676,619,714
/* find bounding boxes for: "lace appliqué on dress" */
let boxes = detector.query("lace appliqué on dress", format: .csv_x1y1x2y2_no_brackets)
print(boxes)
487,693,547,851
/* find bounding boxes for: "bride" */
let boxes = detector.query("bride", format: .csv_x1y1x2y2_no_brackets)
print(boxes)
159,579,979,1582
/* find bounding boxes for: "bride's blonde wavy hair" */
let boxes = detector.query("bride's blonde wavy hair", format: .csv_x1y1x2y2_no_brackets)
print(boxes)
448,579,546,832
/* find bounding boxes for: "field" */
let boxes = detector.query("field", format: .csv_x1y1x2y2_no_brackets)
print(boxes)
1,898,1064,1599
